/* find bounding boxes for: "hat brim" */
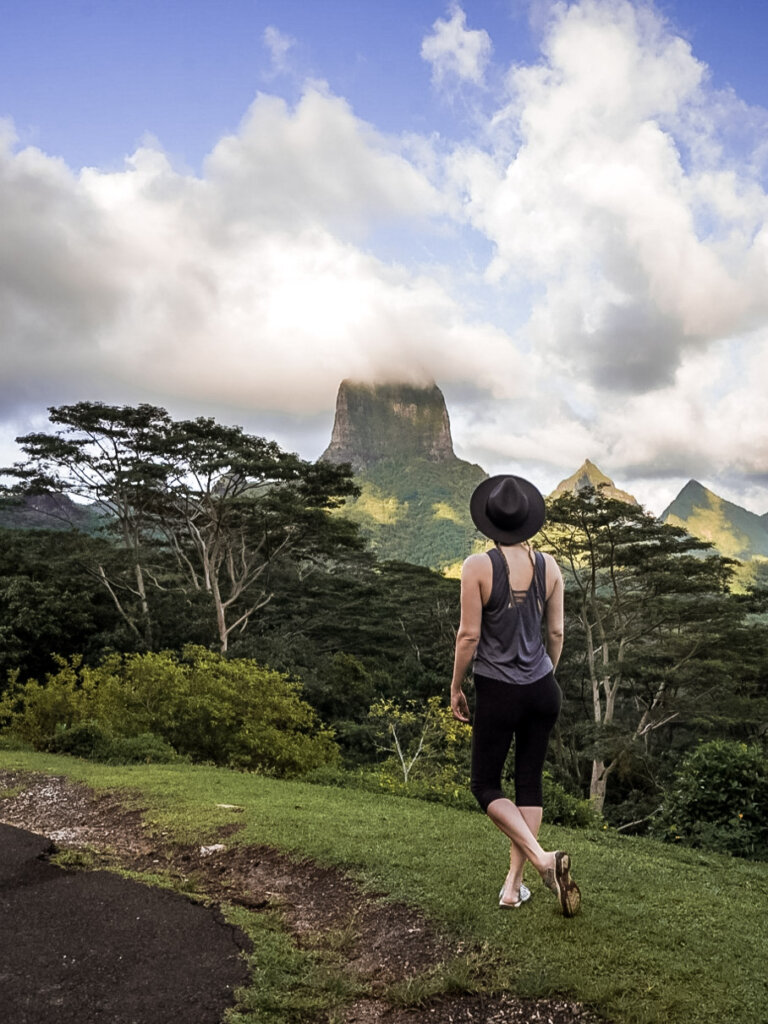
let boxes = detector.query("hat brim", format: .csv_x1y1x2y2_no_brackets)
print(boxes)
470,474,546,544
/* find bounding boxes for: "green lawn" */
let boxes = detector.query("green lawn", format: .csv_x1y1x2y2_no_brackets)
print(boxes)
2,750,766,1024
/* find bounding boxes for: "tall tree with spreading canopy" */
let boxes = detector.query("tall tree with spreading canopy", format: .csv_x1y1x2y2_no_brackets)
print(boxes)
145,416,360,652
4,402,360,652
5,403,175,647
540,487,738,813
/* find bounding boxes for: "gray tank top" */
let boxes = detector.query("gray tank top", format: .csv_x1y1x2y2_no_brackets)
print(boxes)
473,547,553,685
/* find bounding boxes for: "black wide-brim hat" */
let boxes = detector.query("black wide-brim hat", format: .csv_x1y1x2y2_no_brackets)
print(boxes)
470,474,546,544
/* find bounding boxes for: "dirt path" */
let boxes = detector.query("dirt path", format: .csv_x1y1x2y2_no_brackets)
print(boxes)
0,771,606,1024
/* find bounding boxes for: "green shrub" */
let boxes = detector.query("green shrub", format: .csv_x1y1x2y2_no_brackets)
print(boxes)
367,695,472,799
0,647,339,776
653,739,768,859
47,720,113,759
47,721,179,764
0,731,34,752
102,732,181,765
541,771,600,828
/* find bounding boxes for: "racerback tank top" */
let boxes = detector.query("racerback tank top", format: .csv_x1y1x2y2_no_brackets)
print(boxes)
473,547,553,685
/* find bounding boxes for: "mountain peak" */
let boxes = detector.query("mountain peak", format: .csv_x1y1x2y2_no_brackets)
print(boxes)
550,460,639,505
320,379,456,472
661,480,768,560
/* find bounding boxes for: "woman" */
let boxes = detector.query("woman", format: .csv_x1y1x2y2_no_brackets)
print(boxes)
450,474,581,917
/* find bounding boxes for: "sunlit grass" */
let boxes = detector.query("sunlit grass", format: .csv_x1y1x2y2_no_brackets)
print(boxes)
2,750,767,1024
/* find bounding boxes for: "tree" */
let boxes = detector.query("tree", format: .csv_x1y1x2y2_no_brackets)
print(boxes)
541,487,739,813
4,403,360,652
368,695,471,791
4,403,175,647
0,528,123,684
147,416,360,652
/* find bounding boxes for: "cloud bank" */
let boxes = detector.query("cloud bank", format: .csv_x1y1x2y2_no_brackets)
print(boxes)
0,90,518,421
2,0,768,510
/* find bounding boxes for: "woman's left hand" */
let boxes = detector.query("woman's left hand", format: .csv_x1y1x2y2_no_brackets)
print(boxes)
451,688,470,723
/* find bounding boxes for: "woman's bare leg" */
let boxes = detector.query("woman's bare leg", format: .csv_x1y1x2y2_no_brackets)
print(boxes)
501,806,542,902
486,799,554,881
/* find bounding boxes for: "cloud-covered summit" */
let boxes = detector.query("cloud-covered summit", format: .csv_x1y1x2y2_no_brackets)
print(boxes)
2,0,768,513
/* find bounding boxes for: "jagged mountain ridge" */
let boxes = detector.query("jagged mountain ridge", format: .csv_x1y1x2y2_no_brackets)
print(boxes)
660,480,768,561
320,384,768,572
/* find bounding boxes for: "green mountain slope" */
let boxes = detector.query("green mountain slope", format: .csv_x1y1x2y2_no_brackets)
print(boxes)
344,455,487,571
0,492,104,533
321,380,486,572
660,480,768,560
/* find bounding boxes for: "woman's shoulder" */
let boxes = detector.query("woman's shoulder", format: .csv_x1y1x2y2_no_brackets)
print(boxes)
534,550,563,588
461,551,493,577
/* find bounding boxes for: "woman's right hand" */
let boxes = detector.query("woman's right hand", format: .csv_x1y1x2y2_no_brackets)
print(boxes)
451,687,470,723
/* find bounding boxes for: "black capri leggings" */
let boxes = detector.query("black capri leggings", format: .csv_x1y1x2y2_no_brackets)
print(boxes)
470,671,561,811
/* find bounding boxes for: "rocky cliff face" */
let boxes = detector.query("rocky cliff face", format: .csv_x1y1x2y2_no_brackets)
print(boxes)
550,459,639,505
321,380,456,472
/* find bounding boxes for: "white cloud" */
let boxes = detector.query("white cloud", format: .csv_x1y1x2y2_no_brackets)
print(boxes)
449,0,768,396
263,26,296,76
0,86,516,425
203,86,445,235
421,3,492,87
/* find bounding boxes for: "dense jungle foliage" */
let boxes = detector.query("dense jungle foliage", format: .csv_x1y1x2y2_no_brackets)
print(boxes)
1,402,767,857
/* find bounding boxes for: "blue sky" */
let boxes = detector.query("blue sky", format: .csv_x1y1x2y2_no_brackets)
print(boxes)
2,0,768,513
4,1,767,170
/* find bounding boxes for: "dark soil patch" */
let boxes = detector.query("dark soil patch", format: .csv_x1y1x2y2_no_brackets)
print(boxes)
0,820,249,1024
0,770,608,1023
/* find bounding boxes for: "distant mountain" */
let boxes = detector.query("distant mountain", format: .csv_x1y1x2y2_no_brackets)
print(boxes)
0,492,104,533
320,380,486,572
660,480,768,561
321,379,456,471
550,459,639,505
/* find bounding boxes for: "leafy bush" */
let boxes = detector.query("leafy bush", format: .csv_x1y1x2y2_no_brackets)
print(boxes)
653,739,768,859
303,761,479,811
0,647,339,776
47,720,112,759
0,731,34,752
47,721,180,764
541,771,600,829
368,695,472,796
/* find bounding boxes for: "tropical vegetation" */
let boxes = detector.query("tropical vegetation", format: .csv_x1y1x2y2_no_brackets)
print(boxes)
1,402,767,860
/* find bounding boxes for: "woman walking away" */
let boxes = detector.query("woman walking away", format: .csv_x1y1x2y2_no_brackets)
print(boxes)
450,475,581,917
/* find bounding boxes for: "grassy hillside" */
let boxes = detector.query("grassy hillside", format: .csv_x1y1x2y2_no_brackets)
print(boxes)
3,750,766,1024
341,456,487,571
661,480,768,560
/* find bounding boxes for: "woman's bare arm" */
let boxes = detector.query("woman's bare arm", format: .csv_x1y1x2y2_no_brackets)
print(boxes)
450,555,486,722
543,553,565,670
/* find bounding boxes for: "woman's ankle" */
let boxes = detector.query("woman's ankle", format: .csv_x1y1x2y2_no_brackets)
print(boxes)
533,850,555,877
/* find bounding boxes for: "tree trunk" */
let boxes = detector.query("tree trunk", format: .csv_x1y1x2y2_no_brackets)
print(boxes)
590,759,609,813
133,560,153,648
210,575,229,653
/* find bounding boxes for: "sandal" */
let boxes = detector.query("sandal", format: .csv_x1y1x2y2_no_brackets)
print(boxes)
543,851,581,917
498,882,531,908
